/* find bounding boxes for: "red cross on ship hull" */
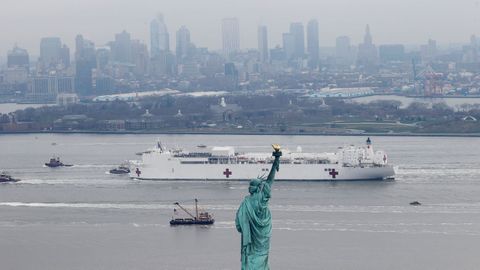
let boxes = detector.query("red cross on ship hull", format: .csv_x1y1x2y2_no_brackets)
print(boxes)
223,168,232,178
329,169,339,179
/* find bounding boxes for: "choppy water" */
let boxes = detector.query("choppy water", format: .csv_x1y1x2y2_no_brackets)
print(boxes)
1,134,480,269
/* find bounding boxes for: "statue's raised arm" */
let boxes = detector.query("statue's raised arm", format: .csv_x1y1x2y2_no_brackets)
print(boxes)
266,144,282,186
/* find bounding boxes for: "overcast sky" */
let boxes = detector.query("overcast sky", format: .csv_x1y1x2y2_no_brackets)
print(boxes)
2,0,480,56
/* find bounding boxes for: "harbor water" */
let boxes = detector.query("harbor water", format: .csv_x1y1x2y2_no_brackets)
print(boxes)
1,134,480,269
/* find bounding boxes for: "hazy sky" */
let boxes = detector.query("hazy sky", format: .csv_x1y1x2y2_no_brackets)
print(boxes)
2,0,480,56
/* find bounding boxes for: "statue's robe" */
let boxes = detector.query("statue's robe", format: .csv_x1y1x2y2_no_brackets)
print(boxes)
236,181,272,270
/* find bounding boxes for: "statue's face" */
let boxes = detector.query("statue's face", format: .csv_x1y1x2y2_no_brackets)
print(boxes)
249,179,261,194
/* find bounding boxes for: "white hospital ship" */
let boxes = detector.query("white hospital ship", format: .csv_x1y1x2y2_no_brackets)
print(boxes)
130,138,395,181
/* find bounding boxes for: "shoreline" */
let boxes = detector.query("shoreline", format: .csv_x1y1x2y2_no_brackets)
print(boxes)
2,130,480,138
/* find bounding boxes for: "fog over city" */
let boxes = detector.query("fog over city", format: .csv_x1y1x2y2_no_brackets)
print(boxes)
2,0,480,54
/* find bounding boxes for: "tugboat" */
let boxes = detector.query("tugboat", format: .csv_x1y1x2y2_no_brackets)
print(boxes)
109,165,131,175
170,199,215,225
45,157,73,168
0,172,19,183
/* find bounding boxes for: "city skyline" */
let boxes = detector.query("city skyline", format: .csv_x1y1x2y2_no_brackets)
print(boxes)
2,0,480,56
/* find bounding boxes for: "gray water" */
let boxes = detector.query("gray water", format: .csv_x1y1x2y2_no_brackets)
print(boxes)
1,134,480,270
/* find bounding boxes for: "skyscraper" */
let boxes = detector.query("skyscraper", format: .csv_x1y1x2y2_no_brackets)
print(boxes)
421,39,437,63
257,25,269,63
307,19,320,69
222,18,240,59
176,25,191,63
60,45,70,68
112,30,132,63
75,34,96,96
131,40,150,77
40,37,62,67
289,22,305,58
335,36,352,67
282,33,295,61
7,45,29,70
150,14,170,57
357,25,378,69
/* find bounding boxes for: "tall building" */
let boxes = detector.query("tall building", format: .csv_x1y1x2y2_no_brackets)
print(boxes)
60,45,70,68
40,37,62,67
257,25,269,63
421,39,437,63
462,35,479,63
289,22,305,58
7,45,29,70
282,33,295,61
176,25,191,63
112,30,132,63
307,19,320,69
131,40,150,77
356,25,378,69
75,34,96,96
222,18,240,59
150,14,170,57
335,36,353,67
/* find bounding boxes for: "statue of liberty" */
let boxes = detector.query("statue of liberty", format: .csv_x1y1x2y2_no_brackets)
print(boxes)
236,144,282,270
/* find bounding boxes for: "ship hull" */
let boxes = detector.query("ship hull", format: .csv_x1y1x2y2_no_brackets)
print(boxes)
130,161,395,181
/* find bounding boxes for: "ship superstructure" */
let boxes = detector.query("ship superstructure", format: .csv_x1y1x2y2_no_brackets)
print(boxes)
130,138,395,181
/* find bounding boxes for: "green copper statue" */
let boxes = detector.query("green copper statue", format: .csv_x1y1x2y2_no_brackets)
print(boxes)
236,144,282,270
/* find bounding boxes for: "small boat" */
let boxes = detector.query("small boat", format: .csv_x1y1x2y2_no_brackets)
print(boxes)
45,157,73,168
197,144,207,148
170,199,215,226
0,172,19,183
410,201,421,206
109,166,130,175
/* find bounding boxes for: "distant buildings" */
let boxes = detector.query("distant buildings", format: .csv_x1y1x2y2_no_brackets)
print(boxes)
6,15,480,104
307,19,320,69
222,18,240,59
38,37,70,72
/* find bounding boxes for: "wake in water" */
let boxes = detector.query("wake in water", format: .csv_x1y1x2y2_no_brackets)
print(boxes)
4,201,480,214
